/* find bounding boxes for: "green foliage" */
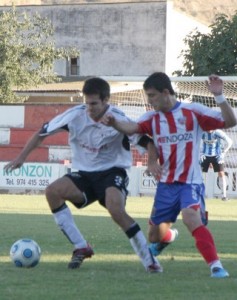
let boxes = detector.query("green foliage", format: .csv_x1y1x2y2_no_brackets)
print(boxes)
0,6,79,103
173,13,237,76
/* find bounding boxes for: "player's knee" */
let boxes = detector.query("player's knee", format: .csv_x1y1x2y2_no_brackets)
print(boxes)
148,227,161,243
148,232,159,243
182,208,202,230
45,183,60,201
107,205,127,224
108,206,122,219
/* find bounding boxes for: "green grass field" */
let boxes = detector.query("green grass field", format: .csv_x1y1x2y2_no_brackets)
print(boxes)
0,195,237,300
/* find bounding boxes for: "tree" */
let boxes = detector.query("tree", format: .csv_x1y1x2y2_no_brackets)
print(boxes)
0,6,79,103
173,13,237,76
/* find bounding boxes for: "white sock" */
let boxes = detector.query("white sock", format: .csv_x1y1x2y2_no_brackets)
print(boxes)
209,260,223,270
53,206,87,249
220,176,227,197
129,230,160,269
168,229,178,243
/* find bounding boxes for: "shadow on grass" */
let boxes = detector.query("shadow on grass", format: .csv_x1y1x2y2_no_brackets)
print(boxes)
1,212,237,300
1,213,237,256
1,257,237,300
1,198,237,299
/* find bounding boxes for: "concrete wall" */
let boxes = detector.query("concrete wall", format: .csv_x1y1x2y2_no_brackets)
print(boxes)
0,1,215,76
1,2,166,76
1,1,236,76
0,104,71,163
1,1,162,6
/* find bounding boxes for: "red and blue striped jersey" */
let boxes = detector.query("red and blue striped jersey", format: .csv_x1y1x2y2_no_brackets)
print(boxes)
138,102,225,184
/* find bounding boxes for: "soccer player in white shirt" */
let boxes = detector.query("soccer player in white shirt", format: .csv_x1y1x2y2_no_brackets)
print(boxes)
200,129,233,200
101,72,237,278
4,77,162,273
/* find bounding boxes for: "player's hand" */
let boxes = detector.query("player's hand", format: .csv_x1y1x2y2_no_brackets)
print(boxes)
100,113,116,127
4,158,24,173
200,154,206,163
216,153,225,164
145,163,162,180
205,75,223,96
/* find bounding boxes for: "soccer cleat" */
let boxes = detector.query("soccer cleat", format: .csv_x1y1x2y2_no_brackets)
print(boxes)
221,197,229,201
145,248,163,273
211,267,229,278
149,242,169,256
147,262,163,273
68,244,94,269
149,229,179,256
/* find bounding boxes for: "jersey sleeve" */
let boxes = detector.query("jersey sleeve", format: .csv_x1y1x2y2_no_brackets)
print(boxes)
137,111,155,136
39,122,68,136
216,129,233,153
110,107,152,154
191,103,225,130
39,105,83,136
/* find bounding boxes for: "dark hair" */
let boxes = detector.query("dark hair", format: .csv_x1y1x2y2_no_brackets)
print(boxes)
143,72,175,95
82,77,110,100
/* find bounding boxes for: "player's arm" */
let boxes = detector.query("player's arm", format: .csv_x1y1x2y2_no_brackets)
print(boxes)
134,134,162,179
220,131,233,154
146,141,162,179
224,134,233,153
199,135,206,163
4,129,46,173
4,115,69,173
218,102,236,129
206,75,237,128
102,113,140,135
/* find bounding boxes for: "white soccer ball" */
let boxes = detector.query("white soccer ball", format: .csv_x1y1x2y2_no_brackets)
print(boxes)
10,238,41,268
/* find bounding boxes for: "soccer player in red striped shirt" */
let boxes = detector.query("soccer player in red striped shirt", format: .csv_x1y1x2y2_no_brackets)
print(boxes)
102,72,237,278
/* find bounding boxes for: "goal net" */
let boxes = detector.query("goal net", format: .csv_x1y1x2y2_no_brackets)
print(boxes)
107,76,237,170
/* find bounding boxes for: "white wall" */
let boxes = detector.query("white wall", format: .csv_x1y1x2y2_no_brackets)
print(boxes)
16,2,166,77
0,128,10,144
0,106,25,128
0,2,212,77
54,59,67,77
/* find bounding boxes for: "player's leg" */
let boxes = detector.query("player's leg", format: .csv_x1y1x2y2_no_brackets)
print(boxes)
148,183,179,256
105,186,162,273
212,158,228,201
181,183,229,278
149,222,178,256
200,194,208,226
45,174,94,269
218,171,228,200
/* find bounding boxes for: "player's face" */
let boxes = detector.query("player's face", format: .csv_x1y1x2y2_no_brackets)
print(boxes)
85,94,109,121
145,88,172,112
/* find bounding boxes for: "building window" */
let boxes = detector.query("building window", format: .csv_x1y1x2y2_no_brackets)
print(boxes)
68,57,80,76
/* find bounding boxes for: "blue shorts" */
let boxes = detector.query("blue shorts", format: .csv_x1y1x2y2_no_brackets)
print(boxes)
150,182,206,225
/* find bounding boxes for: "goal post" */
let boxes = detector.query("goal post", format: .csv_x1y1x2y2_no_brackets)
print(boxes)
171,77,237,172
105,75,237,111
